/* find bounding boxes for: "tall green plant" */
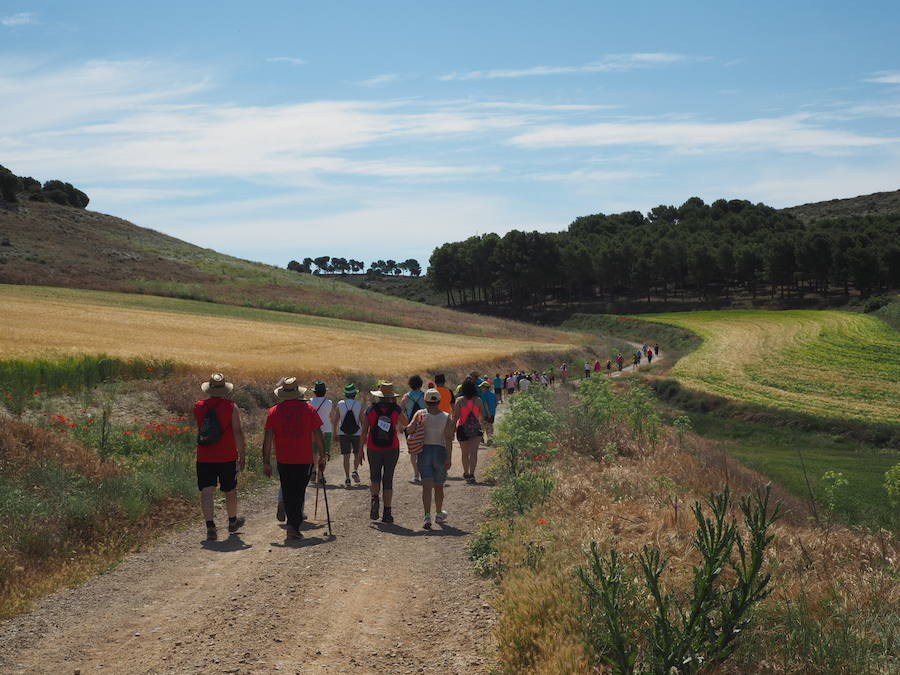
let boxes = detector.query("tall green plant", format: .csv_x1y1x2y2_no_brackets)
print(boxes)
577,486,782,674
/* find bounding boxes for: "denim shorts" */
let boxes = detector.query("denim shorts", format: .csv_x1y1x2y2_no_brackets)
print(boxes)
417,444,448,484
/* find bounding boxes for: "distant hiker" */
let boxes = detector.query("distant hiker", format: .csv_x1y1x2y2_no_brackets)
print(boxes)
194,373,246,541
434,373,455,415
331,383,364,488
655,342,660,355
560,362,569,384
616,353,624,372
405,388,454,529
505,372,516,397
642,343,649,355
360,382,408,523
633,353,640,370
400,375,427,483
454,379,487,484
584,360,592,378
493,372,504,404
606,359,612,376
647,349,654,364
478,380,498,443
309,381,333,484
594,359,602,374
518,373,531,393
262,378,325,540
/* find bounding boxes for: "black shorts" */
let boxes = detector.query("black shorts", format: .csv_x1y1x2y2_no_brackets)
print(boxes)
367,448,400,490
484,415,495,424
339,435,362,455
456,426,483,442
196,461,237,492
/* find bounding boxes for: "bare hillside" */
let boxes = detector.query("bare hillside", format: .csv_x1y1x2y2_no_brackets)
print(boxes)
0,201,575,343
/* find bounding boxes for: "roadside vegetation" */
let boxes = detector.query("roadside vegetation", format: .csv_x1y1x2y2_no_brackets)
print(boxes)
474,380,898,673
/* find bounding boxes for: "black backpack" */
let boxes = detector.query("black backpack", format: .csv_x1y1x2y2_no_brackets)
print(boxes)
340,400,360,435
370,403,396,448
197,404,224,446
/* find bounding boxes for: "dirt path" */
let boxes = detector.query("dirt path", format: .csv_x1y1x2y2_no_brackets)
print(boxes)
0,440,497,674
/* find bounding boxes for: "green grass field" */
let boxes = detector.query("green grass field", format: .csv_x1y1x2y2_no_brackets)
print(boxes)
646,310,900,426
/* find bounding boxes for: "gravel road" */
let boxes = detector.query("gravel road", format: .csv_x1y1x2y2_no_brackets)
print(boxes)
0,440,498,674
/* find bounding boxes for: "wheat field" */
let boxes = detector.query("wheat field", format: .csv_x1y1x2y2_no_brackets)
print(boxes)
648,309,900,425
0,285,571,375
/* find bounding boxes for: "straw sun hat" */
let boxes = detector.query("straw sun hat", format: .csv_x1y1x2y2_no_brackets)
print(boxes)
201,373,233,396
370,381,396,399
274,376,308,401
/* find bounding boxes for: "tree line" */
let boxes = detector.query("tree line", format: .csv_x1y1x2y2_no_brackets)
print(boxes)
427,197,900,307
288,256,421,277
0,164,90,209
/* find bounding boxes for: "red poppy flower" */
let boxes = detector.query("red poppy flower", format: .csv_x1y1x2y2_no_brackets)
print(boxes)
538,519,546,525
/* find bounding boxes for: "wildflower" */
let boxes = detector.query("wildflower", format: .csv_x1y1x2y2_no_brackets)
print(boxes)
538,519,546,525
146,367,154,372
123,431,133,435
4,393,12,400
32,391,40,396
68,423,76,428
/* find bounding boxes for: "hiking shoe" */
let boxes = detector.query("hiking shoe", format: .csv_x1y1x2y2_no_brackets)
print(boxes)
423,514,432,530
285,525,302,540
381,508,394,524
435,511,448,525
466,475,477,485
227,516,245,533
352,470,360,484
370,495,380,520
206,526,218,541
344,478,352,488
276,501,286,522
462,473,470,482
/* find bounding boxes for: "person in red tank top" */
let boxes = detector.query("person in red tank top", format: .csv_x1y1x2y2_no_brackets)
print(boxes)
193,373,246,541
262,377,325,540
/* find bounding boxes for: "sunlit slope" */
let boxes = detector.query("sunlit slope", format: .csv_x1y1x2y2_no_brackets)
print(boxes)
0,285,572,374
647,310,900,425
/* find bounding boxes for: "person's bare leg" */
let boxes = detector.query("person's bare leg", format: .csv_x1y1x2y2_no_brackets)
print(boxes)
343,452,351,479
200,486,215,521
410,452,420,480
460,443,470,476
354,451,363,472
422,480,433,514
468,441,479,477
224,489,237,518
434,484,444,513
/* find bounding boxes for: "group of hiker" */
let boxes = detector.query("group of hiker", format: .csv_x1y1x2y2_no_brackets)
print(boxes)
193,371,495,541
192,346,661,541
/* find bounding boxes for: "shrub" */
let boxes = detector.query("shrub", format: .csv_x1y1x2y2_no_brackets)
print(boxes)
577,487,782,674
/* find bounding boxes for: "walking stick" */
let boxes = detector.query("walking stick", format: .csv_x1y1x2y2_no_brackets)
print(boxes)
321,473,334,537
314,477,320,519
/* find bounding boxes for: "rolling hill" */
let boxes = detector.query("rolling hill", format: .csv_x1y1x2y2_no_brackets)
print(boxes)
0,200,575,344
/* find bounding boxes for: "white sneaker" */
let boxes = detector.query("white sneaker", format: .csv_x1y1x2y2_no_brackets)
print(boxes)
435,510,448,525
423,514,432,530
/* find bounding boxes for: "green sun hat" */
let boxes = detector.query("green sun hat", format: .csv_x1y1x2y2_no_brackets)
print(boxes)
344,382,359,396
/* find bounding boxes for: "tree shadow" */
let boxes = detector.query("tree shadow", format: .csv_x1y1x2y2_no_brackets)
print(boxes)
200,534,252,552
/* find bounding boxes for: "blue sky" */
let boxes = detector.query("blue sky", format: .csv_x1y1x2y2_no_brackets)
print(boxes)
2,1,899,267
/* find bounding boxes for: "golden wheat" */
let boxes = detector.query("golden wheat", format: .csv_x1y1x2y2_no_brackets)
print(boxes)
0,285,572,374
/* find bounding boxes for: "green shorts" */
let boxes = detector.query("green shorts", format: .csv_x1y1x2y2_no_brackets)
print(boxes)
315,431,333,455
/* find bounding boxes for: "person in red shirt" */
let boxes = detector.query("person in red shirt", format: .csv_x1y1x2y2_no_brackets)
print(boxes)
262,377,326,540
359,382,408,523
194,373,246,541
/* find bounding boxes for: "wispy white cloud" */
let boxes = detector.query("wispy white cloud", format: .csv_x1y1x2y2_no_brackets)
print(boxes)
463,101,617,112
509,114,897,154
438,53,686,81
358,73,400,87
1,12,37,27
266,56,307,66
530,169,657,183
864,70,900,84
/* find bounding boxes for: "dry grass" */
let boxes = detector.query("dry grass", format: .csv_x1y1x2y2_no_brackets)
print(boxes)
0,285,574,375
489,391,898,673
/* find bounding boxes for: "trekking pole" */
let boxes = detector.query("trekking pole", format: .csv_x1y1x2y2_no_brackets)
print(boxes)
321,474,334,537
314,478,320,519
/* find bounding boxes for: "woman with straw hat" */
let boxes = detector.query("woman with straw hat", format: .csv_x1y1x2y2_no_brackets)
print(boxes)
359,382,408,523
193,373,246,541
262,377,326,540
